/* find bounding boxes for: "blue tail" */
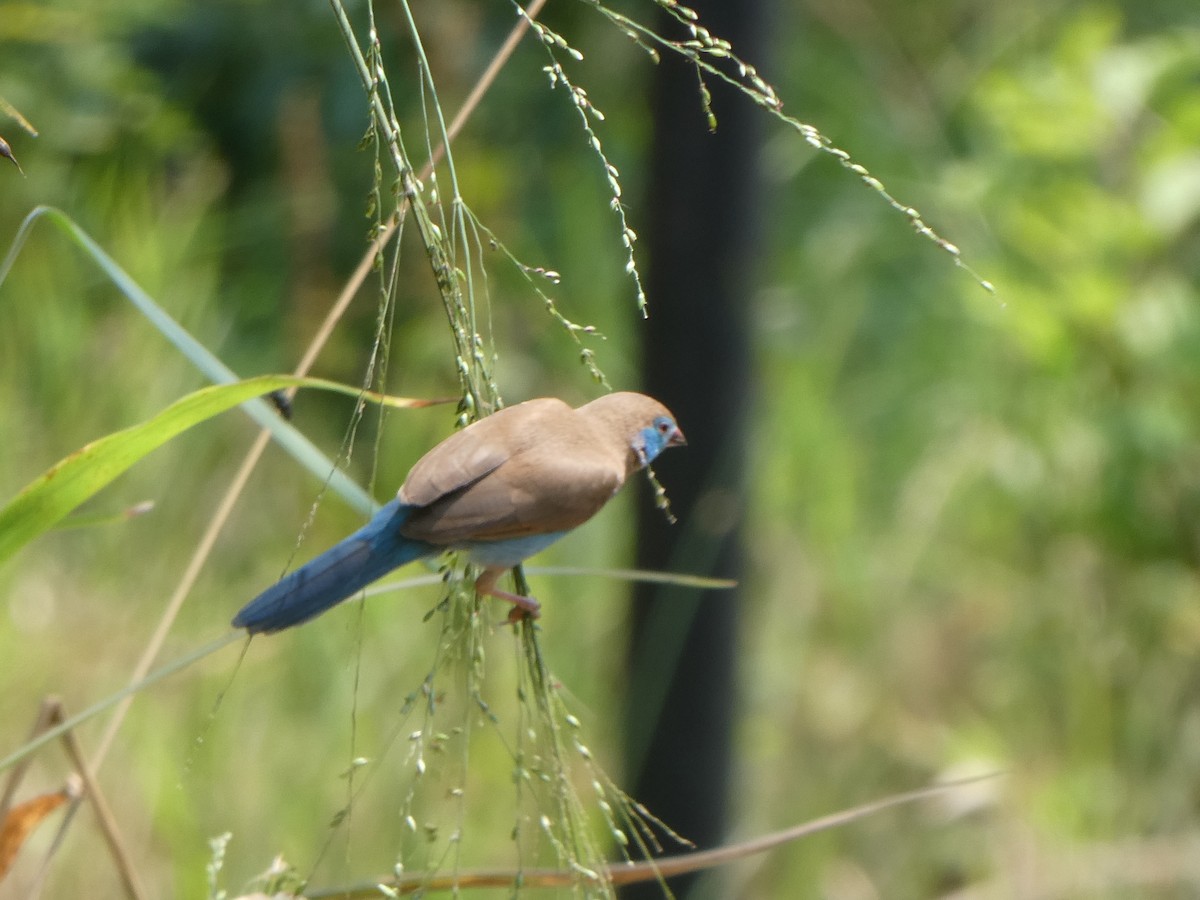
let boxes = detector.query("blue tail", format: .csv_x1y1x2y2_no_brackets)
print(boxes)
233,500,434,634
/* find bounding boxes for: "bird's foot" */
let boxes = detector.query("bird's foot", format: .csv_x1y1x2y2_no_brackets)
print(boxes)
493,588,541,624
474,569,541,623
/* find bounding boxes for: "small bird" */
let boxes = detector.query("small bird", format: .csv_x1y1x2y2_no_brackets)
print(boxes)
232,392,685,634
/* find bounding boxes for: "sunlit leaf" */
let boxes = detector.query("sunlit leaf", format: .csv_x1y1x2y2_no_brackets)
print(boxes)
0,375,437,566
0,207,396,516
0,789,69,881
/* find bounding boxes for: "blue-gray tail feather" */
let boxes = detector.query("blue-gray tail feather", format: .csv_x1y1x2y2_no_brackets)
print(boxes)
232,499,432,634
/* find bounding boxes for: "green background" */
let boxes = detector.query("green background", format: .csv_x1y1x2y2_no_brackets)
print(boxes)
2,0,1199,896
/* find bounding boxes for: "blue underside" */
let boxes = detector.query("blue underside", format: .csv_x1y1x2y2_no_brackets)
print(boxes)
457,531,568,568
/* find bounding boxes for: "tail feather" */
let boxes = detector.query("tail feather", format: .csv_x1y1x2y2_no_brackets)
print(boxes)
233,500,433,634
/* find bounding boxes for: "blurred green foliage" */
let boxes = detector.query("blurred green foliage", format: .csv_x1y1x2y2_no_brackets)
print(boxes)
1,0,1199,897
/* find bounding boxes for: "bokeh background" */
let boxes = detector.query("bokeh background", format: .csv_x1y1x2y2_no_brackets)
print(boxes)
2,0,1199,897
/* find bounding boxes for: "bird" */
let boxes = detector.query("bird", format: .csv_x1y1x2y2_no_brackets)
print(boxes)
232,392,685,634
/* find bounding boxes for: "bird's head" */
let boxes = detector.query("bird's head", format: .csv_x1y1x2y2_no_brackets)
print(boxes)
634,413,687,467
578,391,686,472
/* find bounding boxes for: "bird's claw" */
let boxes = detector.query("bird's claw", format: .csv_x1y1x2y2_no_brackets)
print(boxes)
474,571,541,624
505,596,541,625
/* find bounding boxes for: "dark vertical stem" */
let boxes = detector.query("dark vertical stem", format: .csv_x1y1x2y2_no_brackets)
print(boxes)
624,2,766,898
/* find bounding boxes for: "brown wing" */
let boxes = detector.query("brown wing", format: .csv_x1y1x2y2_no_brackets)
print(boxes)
400,415,627,545
397,398,574,508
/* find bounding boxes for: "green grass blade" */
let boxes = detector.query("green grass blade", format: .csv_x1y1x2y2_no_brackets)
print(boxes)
0,632,244,773
0,206,380,514
0,375,433,566
526,566,737,590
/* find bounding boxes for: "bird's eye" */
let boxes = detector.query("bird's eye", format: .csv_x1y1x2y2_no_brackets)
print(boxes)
657,419,671,434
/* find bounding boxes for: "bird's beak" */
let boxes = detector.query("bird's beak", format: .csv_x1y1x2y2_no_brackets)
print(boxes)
670,426,687,448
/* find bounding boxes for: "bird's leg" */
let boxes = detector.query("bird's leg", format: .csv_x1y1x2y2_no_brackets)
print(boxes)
473,567,541,622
